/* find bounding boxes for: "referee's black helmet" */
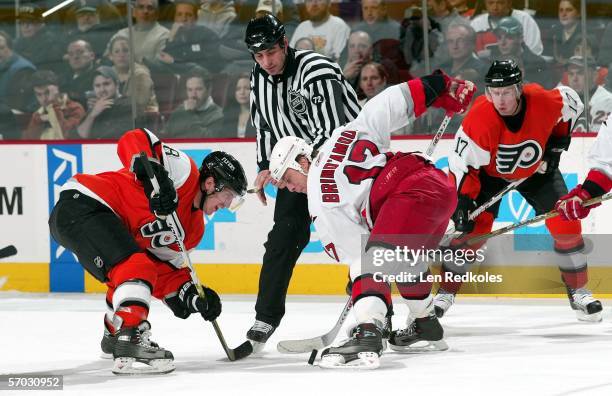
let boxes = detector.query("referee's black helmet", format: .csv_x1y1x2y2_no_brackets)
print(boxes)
245,14,286,54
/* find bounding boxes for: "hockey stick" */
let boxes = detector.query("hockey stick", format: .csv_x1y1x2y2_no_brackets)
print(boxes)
439,177,528,247
0,245,17,259
277,298,353,354
461,192,612,247
138,153,253,361
425,112,453,157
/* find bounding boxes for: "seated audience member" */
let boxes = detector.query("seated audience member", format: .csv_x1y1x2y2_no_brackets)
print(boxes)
164,67,225,138
480,16,553,88
65,0,117,59
400,6,442,76
108,36,158,116
548,0,582,65
0,103,20,139
437,22,486,90
60,39,97,108
14,4,64,75
24,71,85,140
75,66,133,139
471,0,543,55
448,0,475,18
197,0,237,39
157,0,220,73
559,36,607,87
0,31,36,112
222,73,255,137
565,56,612,133
295,37,315,51
429,0,468,67
351,0,400,44
289,0,350,61
342,31,398,89
112,0,170,63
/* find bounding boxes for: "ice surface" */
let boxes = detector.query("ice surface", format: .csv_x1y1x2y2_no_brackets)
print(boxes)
1,293,611,396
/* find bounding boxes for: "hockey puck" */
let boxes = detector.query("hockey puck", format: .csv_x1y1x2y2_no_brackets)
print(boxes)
308,349,318,365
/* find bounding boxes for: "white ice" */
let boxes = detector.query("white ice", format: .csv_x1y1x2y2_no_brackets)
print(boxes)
1,293,611,396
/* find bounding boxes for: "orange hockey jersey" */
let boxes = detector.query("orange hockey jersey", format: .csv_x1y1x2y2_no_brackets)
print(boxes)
449,84,584,198
61,128,205,267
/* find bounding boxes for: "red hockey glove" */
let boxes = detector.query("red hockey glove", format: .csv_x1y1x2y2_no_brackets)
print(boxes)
555,185,599,221
431,70,476,114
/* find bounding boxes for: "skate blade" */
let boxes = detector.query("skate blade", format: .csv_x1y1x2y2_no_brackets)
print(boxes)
576,310,603,323
318,352,380,370
112,357,175,375
389,339,449,353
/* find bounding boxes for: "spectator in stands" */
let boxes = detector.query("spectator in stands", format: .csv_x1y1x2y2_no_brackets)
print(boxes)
156,0,220,73
448,0,475,18
60,39,97,109
66,0,116,59
480,16,553,88
0,31,36,112
295,37,315,51
14,4,64,75
429,0,468,67
547,0,582,65
358,62,387,105
112,0,170,63
438,22,486,89
197,0,237,39
471,0,543,55
108,36,158,116
342,31,398,89
23,70,85,140
352,0,400,44
75,66,133,138
289,0,350,61
222,73,255,137
400,6,442,76
164,67,225,137
566,56,612,132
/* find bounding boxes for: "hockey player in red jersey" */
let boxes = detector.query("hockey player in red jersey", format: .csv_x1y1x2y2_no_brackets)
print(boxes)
267,71,476,369
555,113,612,220
440,59,603,322
48,128,247,374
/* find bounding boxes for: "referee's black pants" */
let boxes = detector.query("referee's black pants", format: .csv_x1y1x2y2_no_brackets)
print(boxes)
255,187,311,327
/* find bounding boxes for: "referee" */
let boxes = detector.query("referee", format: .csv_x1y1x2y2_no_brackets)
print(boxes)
244,14,361,350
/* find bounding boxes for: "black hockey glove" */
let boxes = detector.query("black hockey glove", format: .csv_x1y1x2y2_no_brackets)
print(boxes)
174,281,222,321
539,135,570,175
133,158,178,216
452,195,477,233
193,286,222,321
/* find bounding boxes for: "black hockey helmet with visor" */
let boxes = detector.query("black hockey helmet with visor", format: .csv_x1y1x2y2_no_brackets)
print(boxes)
485,59,523,99
199,151,247,212
245,14,286,54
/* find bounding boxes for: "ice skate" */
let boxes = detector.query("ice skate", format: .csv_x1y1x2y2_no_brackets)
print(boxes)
319,323,383,369
112,321,174,375
567,287,603,322
100,327,115,359
389,313,448,353
433,288,456,318
247,320,276,353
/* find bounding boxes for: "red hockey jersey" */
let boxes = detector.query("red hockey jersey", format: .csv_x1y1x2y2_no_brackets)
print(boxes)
61,128,204,267
449,84,584,198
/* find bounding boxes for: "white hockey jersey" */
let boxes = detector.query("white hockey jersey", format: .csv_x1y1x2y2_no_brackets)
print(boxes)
588,112,612,178
306,83,419,276
573,86,612,133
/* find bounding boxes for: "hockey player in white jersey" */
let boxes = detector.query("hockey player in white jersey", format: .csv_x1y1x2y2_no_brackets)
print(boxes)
556,112,612,220
267,70,476,369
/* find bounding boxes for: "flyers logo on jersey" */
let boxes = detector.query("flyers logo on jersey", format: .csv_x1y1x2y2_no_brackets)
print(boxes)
496,140,542,174
140,219,184,248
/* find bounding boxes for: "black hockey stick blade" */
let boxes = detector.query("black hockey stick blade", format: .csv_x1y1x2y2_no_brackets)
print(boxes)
211,321,253,361
0,245,17,259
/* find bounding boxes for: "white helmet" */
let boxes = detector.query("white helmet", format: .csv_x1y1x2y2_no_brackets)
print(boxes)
269,136,313,182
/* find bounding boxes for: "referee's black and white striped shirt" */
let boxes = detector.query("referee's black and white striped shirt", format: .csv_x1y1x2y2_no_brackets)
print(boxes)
250,48,361,170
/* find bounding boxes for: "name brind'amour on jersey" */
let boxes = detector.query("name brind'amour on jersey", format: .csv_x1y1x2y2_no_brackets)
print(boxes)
320,130,358,203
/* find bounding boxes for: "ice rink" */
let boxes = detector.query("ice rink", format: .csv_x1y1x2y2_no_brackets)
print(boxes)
2,293,612,396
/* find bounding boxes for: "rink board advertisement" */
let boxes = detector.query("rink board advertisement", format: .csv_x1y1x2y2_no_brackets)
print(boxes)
2,136,612,295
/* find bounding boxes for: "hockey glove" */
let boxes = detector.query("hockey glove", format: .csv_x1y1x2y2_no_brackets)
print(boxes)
538,136,570,175
178,282,222,321
422,70,476,114
452,195,477,233
133,158,178,216
555,184,599,221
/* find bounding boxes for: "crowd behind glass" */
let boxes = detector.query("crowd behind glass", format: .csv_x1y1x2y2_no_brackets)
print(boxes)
0,0,611,140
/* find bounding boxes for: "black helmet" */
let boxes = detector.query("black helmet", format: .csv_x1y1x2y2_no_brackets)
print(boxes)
245,14,286,54
199,151,247,196
485,59,522,87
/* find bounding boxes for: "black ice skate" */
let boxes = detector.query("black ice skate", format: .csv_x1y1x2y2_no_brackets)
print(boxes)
389,313,448,353
567,287,603,322
433,288,455,318
319,323,383,369
247,320,276,353
112,321,174,375
100,327,116,359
